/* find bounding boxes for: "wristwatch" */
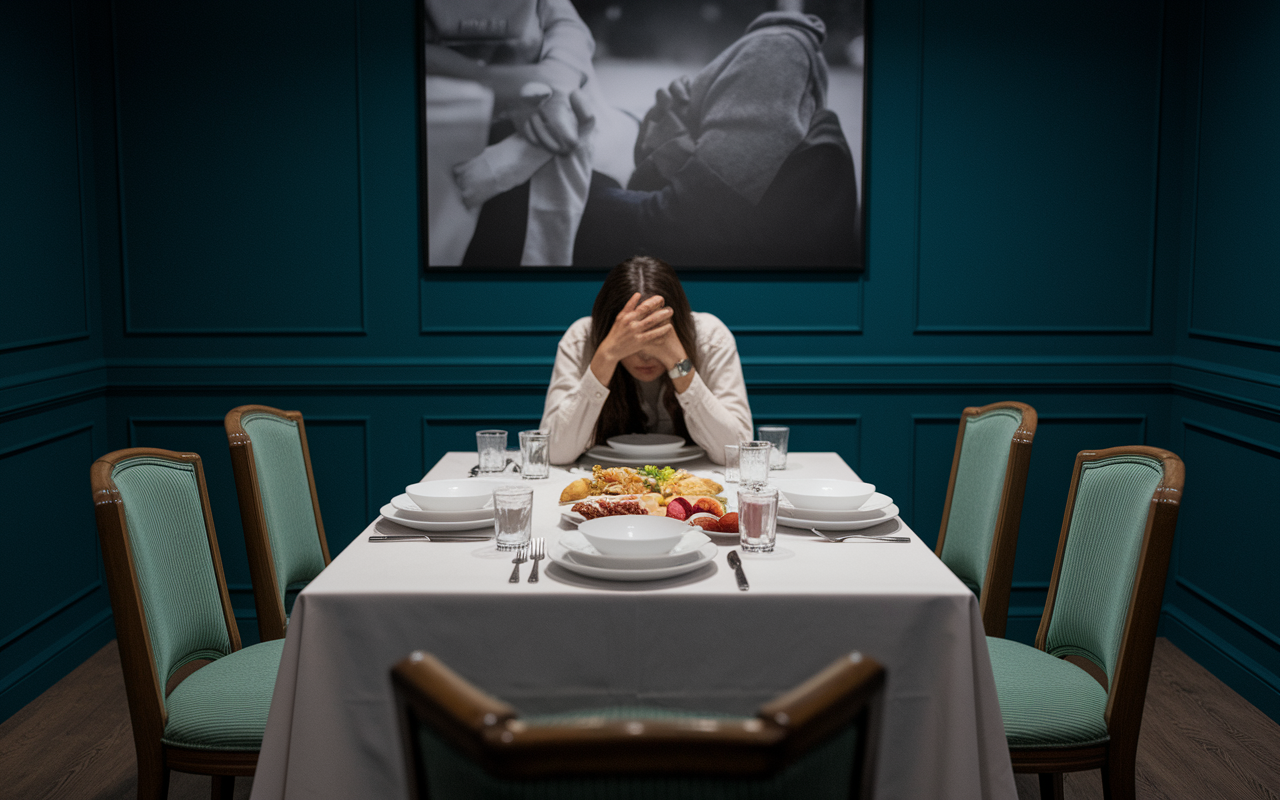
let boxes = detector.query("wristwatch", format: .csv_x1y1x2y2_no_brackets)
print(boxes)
667,358,693,379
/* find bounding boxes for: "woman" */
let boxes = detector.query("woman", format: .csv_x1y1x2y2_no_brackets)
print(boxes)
540,256,753,464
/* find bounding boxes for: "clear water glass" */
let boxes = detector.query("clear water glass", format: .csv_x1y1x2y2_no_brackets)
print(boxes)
476,429,508,474
723,444,740,483
519,430,550,480
738,485,779,553
493,486,533,551
738,441,772,488
757,426,789,470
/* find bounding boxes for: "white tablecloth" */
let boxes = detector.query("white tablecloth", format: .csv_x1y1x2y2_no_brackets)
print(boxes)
250,452,1016,800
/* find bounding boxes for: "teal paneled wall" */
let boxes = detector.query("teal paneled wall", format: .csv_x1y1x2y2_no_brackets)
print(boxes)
1158,0,1280,721
0,0,113,724
5,0,1280,727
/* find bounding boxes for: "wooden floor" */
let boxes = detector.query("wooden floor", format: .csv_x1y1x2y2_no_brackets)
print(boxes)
0,638,1276,799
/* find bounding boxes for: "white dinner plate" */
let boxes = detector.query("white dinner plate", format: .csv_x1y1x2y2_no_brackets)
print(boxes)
584,445,705,466
778,504,900,531
378,504,494,532
389,493,494,521
548,540,718,581
777,492,894,522
559,529,711,569
604,434,688,459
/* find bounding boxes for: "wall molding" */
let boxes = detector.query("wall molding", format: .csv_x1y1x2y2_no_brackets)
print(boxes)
0,582,102,654
1176,576,1280,652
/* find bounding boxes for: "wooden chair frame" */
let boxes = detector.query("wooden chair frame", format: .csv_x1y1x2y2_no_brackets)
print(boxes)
391,651,886,799
934,400,1037,637
1014,445,1185,800
224,405,331,642
91,448,256,800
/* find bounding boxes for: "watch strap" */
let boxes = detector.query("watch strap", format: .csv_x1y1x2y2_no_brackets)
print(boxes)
668,358,693,379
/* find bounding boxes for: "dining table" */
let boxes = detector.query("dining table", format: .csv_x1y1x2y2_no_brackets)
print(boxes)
249,451,1018,800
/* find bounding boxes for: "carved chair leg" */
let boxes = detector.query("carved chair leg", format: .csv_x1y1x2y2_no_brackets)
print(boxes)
1102,758,1136,800
1039,772,1064,800
135,745,169,800
211,774,235,800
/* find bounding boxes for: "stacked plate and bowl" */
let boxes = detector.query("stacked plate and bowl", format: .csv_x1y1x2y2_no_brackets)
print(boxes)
549,516,718,581
380,480,497,533
770,479,899,531
585,433,704,466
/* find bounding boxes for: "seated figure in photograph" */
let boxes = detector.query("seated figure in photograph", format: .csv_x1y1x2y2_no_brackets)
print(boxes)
540,256,753,464
575,10,859,267
423,0,597,266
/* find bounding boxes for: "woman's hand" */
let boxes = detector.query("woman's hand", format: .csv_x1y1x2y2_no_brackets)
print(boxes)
590,293,672,385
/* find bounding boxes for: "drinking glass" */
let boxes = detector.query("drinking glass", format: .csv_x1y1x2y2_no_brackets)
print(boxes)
519,430,550,480
493,486,533,551
723,444,740,483
738,441,772,489
476,429,508,474
757,426,789,470
738,485,779,553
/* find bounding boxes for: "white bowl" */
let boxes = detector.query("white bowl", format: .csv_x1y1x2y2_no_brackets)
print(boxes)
605,433,687,458
560,530,711,569
405,480,494,512
577,515,690,556
771,479,876,511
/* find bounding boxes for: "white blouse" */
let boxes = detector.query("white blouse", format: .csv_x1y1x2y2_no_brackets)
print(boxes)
539,312,754,464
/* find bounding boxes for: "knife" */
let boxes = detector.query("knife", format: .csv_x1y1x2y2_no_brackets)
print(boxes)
727,551,749,591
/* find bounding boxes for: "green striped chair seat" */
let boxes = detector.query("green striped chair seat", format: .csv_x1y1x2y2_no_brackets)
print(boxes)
163,638,285,751
986,636,1108,749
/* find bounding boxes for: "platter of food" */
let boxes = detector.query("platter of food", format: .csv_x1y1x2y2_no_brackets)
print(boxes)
558,465,740,535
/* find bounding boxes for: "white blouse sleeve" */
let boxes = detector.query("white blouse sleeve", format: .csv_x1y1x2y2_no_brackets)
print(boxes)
675,314,754,464
539,318,609,464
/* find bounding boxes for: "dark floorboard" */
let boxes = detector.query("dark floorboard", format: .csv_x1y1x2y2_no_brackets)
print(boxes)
1,637,1276,799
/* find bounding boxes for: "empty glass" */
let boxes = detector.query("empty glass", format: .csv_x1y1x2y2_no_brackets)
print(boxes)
757,426,789,470
738,441,772,489
493,485,533,551
723,444,740,483
519,430,550,480
738,485,779,553
476,430,508,474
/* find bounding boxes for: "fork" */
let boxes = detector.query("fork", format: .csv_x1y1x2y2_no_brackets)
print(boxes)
508,543,529,583
811,527,910,543
527,538,545,583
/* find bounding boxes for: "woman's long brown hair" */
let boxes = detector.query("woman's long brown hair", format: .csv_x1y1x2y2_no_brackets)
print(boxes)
589,256,698,447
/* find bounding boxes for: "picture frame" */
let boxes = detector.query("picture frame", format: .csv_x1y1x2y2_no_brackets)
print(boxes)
421,0,866,271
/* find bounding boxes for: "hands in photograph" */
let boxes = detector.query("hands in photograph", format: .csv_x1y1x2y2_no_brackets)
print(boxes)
512,86,594,156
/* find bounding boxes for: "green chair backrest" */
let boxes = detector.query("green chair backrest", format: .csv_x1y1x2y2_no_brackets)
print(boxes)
1044,454,1165,683
414,720,863,800
939,407,1025,594
110,456,232,697
241,412,326,603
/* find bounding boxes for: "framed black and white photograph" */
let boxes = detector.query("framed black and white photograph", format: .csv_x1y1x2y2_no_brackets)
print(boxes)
422,0,866,269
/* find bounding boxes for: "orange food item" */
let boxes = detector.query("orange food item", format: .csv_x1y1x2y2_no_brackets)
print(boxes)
717,512,738,533
691,497,726,516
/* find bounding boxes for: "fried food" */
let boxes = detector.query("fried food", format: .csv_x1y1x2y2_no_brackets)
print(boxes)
560,465,723,505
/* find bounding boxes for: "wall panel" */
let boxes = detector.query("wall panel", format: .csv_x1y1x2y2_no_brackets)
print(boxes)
0,0,88,352
113,0,364,335
915,0,1162,332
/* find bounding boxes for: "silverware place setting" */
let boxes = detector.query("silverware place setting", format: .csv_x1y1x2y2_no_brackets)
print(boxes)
810,527,910,543
727,550,749,591
527,538,545,583
508,543,530,583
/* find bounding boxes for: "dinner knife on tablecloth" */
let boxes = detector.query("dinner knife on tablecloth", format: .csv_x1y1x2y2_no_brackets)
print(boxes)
727,551,749,591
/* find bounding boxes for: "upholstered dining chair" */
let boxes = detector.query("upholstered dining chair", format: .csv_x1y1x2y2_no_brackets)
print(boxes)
934,401,1037,637
90,448,285,800
391,650,886,800
987,446,1185,800
224,405,331,642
